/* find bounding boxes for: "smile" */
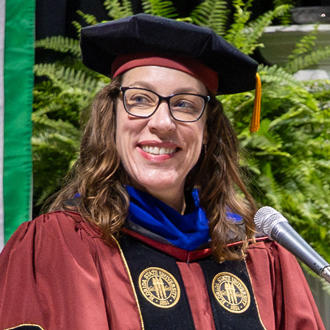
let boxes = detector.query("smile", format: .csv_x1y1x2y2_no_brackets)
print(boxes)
141,146,177,155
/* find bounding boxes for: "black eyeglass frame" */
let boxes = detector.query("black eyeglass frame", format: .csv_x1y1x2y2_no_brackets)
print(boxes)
120,86,210,123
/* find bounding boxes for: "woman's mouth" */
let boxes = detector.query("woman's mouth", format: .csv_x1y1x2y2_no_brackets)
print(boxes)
141,145,177,155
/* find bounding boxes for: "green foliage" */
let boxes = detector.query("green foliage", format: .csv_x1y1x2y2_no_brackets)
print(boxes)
104,0,133,20
225,0,253,49
188,0,229,36
225,3,291,54
33,0,330,263
223,67,330,258
33,28,109,209
285,27,330,73
32,106,81,206
142,0,178,18
72,11,99,37
76,10,99,26
289,26,318,59
35,36,81,57
272,0,295,25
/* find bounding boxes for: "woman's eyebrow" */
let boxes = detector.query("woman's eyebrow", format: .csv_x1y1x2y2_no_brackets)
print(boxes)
125,81,205,95
125,81,154,89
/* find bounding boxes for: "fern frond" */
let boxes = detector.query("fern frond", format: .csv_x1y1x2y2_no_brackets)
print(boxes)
77,10,99,25
72,10,99,37
288,25,318,60
269,105,315,130
35,36,81,58
32,113,80,137
225,2,290,53
104,0,133,20
272,0,295,24
225,0,253,49
241,5,291,55
258,64,302,87
285,46,330,73
32,122,80,206
257,163,284,210
189,0,229,36
71,21,82,37
187,0,215,26
284,25,330,73
34,63,105,93
243,119,286,151
142,0,178,18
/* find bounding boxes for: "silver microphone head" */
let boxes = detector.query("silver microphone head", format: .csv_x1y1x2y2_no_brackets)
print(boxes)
254,206,289,238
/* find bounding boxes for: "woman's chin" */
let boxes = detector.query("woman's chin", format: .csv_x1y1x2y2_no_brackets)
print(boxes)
130,175,184,197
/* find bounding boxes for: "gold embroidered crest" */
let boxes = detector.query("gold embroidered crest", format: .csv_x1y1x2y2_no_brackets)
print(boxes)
139,267,181,308
212,272,250,313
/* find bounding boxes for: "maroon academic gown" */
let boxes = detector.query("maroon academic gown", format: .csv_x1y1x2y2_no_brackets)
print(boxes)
0,211,325,330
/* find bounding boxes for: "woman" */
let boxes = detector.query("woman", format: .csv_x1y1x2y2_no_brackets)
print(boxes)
0,14,324,330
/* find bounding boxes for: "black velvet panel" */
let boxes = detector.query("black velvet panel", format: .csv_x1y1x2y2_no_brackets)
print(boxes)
120,235,196,330
199,258,265,330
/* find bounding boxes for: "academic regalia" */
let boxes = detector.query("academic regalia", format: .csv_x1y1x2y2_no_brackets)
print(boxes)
1,14,324,330
0,210,324,330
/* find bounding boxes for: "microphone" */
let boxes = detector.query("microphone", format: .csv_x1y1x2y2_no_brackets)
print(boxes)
254,206,330,284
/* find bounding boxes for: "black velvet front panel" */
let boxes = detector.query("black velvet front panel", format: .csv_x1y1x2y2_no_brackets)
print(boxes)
120,236,196,330
199,258,265,330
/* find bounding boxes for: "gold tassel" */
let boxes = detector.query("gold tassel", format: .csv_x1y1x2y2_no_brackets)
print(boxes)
250,73,261,133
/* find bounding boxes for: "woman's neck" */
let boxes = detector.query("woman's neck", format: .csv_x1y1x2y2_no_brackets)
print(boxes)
130,184,186,214
149,190,186,214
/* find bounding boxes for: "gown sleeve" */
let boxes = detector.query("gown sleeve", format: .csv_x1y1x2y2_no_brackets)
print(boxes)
246,239,325,330
0,211,110,330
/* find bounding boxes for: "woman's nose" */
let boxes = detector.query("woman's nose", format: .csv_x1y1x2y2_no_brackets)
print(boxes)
147,101,176,133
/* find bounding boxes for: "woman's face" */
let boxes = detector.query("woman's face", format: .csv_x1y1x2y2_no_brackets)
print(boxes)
116,66,209,210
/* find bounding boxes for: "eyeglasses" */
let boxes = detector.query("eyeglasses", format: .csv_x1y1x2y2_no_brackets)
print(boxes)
120,87,210,122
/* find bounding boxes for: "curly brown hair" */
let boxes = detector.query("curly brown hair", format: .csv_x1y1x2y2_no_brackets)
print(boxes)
49,76,257,261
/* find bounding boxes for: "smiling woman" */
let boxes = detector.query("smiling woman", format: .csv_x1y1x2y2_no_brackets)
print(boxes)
116,66,209,212
0,14,325,330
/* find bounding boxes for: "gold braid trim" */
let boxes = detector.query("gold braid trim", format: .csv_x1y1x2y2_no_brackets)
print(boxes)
244,258,267,330
112,235,145,330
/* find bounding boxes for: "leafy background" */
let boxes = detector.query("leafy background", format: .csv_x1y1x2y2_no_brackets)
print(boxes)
33,0,330,267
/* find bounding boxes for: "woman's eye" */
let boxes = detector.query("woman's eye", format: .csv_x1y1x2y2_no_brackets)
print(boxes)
132,95,149,103
173,100,195,111
176,101,189,108
127,93,154,106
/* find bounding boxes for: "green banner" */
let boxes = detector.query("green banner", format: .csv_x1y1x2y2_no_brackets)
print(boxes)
0,0,35,247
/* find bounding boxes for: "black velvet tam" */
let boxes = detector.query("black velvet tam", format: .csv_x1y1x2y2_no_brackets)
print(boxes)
80,14,258,95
